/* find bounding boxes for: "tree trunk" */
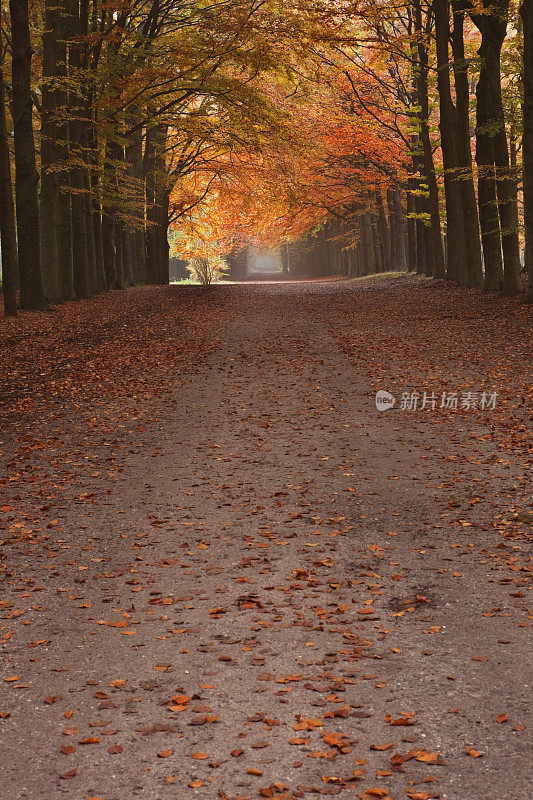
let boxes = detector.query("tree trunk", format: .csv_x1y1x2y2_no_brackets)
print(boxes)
55,0,74,301
377,191,391,268
391,187,407,270
102,211,117,289
83,161,98,293
521,0,533,301
491,47,522,294
0,66,18,316
40,0,59,302
145,124,168,283
371,211,383,272
415,192,427,275
114,216,125,288
89,140,106,293
158,189,170,284
9,0,46,309
413,1,445,277
122,224,134,286
129,124,147,285
406,178,417,272
451,2,483,286
434,0,469,285
471,0,520,292
68,28,90,299
144,126,158,283
361,212,375,274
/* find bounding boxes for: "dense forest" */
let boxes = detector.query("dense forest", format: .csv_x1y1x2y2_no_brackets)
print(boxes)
0,0,531,315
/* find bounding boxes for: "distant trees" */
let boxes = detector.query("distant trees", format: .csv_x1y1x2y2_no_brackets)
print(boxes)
205,0,529,295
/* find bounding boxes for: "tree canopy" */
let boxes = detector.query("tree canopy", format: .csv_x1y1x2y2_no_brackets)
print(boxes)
0,0,530,313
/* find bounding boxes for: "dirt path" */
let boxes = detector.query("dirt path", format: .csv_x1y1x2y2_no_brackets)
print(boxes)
0,278,530,800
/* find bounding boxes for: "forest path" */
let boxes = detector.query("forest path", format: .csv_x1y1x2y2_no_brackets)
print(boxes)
0,278,530,800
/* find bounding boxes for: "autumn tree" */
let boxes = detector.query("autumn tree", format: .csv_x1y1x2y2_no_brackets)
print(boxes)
9,0,46,309
521,0,532,301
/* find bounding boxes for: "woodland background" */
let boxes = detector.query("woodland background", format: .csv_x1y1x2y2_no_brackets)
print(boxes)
0,0,531,314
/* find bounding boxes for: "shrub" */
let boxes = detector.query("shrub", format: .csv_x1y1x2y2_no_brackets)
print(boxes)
188,254,228,285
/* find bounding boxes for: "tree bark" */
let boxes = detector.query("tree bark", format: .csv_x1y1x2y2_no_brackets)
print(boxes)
472,32,503,287
130,122,147,285
470,0,520,292
102,210,117,289
145,124,168,283
405,171,418,272
68,25,90,298
434,0,469,285
521,0,533,301
451,2,483,286
0,66,18,316
88,134,106,293
377,191,391,269
413,1,445,277
9,0,46,309
491,50,522,294
114,216,125,288
158,188,170,284
40,0,59,302
55,0,74,301
391,187,407,270
414,192,427,275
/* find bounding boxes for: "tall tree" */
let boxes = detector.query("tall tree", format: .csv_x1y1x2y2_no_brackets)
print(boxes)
0,63,18,316
413,0,445,278
40,0,60,302
521,0,532,302
55,0,74,301
450,0,483,286
470,0,522,294
434,0,469,284
9,0,46,309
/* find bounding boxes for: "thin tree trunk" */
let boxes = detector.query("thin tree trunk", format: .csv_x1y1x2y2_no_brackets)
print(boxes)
413,1,445,277
521,0,533,301
89,156,106,292
122,224,134,286
114,216,125,288
0,66,18,316
55,0,74,301
391,187,407,270
144,126,158,283
69,28,90,299
127,121,147,283
9,0,46,309
158,188,170,283
451,2,483,286
102,211,117,288
406,178,417,272
415,192,427,275
83,155,97,294
362,211,375,274
434,0,469,285
371,211,383,272
40,0,59,302
377,191,391,268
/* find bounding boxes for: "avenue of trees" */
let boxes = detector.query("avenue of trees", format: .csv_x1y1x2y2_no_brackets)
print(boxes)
0,0,531,315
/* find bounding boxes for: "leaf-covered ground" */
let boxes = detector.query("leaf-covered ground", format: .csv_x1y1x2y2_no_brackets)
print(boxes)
0,277,531,800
